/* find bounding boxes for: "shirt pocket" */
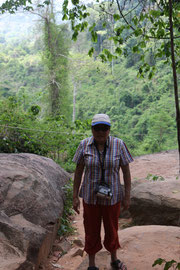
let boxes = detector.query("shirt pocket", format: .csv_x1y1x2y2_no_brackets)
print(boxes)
84,152,97,168
112,154,121,169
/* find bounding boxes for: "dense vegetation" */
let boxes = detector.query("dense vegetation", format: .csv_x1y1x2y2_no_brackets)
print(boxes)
0,2,180,259
0,1,179,172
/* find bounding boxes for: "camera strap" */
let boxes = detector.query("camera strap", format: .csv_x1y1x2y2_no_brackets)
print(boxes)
94,141,107,185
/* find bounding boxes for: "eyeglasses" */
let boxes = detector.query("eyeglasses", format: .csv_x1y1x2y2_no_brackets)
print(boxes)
93,125,110,132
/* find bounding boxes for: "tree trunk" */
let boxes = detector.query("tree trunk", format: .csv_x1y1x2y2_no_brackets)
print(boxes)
45,17,60,116
72,78,77,123
169,0,180,174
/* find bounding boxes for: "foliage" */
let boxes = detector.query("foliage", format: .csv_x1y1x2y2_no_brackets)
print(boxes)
58,178,75,236
152,258,180,270
62,0,180,70
42,9,72,119
0,96,91,172
0,38,46,109
0,0,180,241
69,53,177,156
62,0,180,168
0,0,50,13
0,32,178,160
0,97,48,154
0,0,179,160
146,174,165,181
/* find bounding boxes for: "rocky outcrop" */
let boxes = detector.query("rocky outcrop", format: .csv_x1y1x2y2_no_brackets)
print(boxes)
129,179,180,226
0,153,70,270
118,225,180,270
73,225,180,270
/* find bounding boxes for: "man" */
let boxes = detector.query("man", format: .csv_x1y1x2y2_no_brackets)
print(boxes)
73,114,133,270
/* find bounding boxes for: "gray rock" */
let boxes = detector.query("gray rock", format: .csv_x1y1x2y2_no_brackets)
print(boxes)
0,153,70,270
73,238,84,248
129,179,180,226
53,238,72,253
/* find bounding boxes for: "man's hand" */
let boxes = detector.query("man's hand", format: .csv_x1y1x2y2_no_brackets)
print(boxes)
73,159,84,215
122,195,130,212
121,164,131,212
73,197,80,214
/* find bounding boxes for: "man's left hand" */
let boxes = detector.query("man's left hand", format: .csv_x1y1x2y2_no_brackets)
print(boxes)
122,196,130,211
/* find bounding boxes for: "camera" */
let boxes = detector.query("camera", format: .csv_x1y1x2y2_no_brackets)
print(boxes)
96,184,112,200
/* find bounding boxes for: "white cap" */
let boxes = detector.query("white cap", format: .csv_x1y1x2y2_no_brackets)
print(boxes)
91,114,111,126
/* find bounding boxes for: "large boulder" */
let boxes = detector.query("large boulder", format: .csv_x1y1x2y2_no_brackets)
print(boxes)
75,225,180,270
129,179,180,226
0,153,70,270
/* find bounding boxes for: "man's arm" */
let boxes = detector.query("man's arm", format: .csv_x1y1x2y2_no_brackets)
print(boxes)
73,159,84,214
121,164,131,211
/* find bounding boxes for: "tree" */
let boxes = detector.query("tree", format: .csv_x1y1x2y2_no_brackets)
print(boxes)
0,0,179,167
61,0,180,173
43,16,71,118
30,1,71,119
0,0,71,120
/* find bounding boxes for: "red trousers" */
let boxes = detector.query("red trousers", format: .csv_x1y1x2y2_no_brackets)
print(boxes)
83,200,121,255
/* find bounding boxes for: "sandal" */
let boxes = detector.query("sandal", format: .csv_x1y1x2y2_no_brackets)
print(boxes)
87,267,99,270
111,259,127,270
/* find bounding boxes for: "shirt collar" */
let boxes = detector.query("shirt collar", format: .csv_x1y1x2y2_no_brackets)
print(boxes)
88,136,110,147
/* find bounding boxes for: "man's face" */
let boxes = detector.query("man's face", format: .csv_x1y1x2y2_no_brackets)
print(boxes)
92,124,110,145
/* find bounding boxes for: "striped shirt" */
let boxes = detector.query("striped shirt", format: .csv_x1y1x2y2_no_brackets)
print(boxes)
73,136,133,205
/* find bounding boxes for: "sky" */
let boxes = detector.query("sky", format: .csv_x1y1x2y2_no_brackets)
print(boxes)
0,0,94,38
0,0,95,8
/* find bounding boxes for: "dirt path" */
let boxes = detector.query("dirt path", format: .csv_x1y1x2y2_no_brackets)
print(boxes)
43,149,179,270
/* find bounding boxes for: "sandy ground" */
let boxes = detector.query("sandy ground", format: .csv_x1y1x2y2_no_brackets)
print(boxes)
42,149,179,270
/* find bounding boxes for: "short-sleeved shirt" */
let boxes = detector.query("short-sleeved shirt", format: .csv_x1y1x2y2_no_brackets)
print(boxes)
73,136,133,205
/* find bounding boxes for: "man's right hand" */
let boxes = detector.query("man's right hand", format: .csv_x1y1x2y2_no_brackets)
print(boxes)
73,197,80,214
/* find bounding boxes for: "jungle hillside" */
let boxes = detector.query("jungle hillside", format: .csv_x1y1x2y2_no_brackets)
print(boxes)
0,0,179,172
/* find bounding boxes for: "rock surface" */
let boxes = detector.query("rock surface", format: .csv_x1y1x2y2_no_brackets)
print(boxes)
43,149,180,270
76,225,180,270
0,153,70,270
129,179,180,226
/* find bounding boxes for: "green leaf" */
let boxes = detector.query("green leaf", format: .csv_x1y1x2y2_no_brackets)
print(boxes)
80,21,88,31
43,0,50,5
88,47,94,57
140,55,145,61
133,16,138,26
113,14,120,21
102,49,113,61
148,71,153,80
149,10,161,18
91,31,97,43
99,53,107,62
132,46,139,53
134,28,142,37
139,41,146,48
152,258,165,267
149,16,154,23
72,30,78,41
157,28,165,38
89,23,96,32
72,0,79,4
62,14,68,20
139,13,146,21
164,260,177,270
115,47,122,55
102,22,107,28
